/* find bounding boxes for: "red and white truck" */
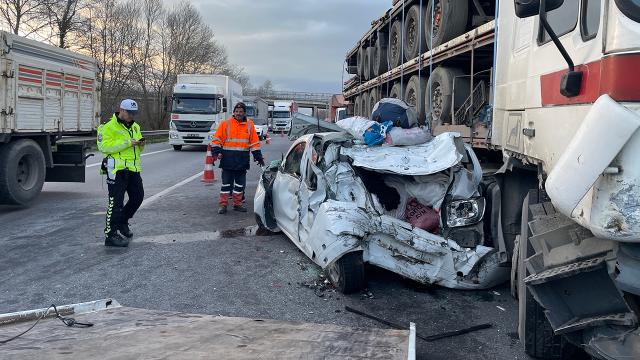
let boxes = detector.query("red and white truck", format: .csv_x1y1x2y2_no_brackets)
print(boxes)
0,31,99,205
344,1,640,358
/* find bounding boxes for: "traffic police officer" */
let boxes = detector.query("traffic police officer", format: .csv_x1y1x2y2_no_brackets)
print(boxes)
97,99,145,247
211,102,265,214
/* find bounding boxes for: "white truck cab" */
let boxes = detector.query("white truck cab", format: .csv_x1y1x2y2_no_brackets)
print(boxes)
271,100,298,133
168,74,242,150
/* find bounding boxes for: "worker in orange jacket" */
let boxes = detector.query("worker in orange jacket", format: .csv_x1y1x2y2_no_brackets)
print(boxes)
211,102,265,214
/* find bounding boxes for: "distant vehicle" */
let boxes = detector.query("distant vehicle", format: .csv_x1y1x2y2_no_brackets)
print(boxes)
334,107,347,122
168,74,242,151
244,96,269,140
271,100,298,133
0,31,99,205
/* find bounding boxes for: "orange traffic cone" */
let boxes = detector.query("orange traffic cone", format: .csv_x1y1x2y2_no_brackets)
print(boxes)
201,144,216,184
265,136,271,145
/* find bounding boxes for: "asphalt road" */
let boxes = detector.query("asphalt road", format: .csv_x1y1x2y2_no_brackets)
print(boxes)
0,135,530,359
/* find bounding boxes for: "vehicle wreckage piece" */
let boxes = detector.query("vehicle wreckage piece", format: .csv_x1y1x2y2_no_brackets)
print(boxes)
255,132,510,290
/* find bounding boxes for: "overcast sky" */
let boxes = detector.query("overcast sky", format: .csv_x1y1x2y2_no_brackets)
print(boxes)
184,0,390,93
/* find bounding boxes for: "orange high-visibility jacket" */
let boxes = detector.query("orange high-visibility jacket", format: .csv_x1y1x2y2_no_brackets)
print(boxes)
210,117,262,170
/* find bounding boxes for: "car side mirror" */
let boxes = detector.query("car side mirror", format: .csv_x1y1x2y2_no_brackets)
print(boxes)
514,0,563,18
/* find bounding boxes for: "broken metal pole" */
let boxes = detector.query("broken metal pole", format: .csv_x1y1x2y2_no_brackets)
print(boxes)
344,306,492,342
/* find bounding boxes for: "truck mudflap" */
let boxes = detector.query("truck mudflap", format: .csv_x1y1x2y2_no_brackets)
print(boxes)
545,95,640,241
0,299,415,359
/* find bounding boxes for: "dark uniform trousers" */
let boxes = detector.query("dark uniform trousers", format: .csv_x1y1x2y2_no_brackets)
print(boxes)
105,170,144,235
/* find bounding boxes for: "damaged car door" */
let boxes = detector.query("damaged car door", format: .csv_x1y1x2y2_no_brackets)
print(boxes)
272,141,306,242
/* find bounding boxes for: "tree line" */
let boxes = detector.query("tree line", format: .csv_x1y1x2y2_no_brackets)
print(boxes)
1,0,250,129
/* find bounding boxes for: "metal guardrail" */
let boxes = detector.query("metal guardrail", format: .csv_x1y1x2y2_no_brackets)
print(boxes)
244,90,333,103
56,130,168,144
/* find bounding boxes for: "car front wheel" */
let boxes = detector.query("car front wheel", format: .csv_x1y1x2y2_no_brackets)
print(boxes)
327,251,365,294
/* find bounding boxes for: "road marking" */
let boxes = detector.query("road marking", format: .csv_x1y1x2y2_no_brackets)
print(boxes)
139,171,203,209
91,211,106,216
135,231,221,244
86,148,173,168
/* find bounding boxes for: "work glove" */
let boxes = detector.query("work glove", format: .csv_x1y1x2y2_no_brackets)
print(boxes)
255,157,265,167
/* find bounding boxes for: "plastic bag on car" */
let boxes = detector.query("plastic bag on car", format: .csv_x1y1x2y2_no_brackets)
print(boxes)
385,127,432,146
371,98,417,129
336,116,376,141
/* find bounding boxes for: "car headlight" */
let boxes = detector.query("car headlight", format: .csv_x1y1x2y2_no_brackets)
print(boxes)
169,121,177,130
445,197,485,227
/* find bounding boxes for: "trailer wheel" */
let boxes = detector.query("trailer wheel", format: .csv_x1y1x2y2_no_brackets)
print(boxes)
404,75,428,125
389,82,404,100
354,95,362,116
426,66,469,128
518,191,584,360
357,46,366,78
368,89,379,116
404,4,427,60
361,94,369,118
388,19,403,68
425,0,468,50
363,47,373,80
0,139,46,205
373,32,388,76
173,145,182,151
327,251,365,294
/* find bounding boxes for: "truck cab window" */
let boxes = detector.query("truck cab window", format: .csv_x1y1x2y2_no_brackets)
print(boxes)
283,143,305,177
538,0,579,44
615,0,640,22
581,0,601,41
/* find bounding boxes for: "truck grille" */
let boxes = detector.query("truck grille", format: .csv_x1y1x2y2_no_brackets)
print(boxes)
174,120,214,132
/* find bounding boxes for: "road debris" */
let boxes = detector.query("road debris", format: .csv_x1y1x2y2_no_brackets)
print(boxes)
345,306,492,342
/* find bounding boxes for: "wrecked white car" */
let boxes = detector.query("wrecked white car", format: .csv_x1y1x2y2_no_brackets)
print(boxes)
255,131,509,293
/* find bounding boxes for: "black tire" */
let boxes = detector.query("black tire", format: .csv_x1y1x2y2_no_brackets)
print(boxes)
0,139,46,205
425,0,468,50
389,82,404,100
404,75,428,124
367,89,379,116
327,251,365,294
426,66,469,128
363,47,373,81
354,95,362,116
404,4,427,61
373,31,388,76
357,46,366,78
518,191,582,359
173,145,182,151
388,19,403,69
361,95,368,118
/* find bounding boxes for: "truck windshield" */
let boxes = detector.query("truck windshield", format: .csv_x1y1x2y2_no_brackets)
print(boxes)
272,111,290,118
172,97,219,114
246,106,255,116
616,0,640,22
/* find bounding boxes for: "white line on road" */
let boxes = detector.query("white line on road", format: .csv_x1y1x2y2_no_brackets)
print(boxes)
139,171,204,209
86,148,174,168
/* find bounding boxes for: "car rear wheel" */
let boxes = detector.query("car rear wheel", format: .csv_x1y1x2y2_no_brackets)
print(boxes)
327,251,365,294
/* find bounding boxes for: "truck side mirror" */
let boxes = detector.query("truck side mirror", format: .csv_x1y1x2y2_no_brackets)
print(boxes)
163,96,169,112
514,0,563,18
222,98,227,113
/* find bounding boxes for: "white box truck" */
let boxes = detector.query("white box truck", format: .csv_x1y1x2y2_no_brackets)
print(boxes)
243,96,269,139
0,31,99,205
168,74,242,151
271,100,298,133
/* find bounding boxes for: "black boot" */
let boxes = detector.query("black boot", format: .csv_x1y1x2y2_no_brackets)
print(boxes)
218,205,227,214
105,232,129,247
118,223,133,238
233,204,247,212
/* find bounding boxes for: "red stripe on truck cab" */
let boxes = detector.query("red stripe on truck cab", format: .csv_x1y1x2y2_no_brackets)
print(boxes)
541,53,640,105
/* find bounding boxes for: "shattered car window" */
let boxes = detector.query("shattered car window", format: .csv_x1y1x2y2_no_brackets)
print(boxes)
283,142,305,177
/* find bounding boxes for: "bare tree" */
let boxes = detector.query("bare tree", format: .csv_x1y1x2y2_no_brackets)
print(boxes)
0,0,48,36
258,80,274,97
44,0,89,48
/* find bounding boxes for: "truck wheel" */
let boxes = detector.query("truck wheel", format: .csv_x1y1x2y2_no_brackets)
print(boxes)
389,82,404,100
425,0,468,50
357,46,366,78
368,89,379,115
354,95,362,116
373,32,388,76
518,191,582,359
361,94,369,118
0,139,46,205
404,4,427,60
404,75,428,125
173,145,182,151
388,19,403,68
426,66,469,128
363,47,372,80
327,251,365,294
